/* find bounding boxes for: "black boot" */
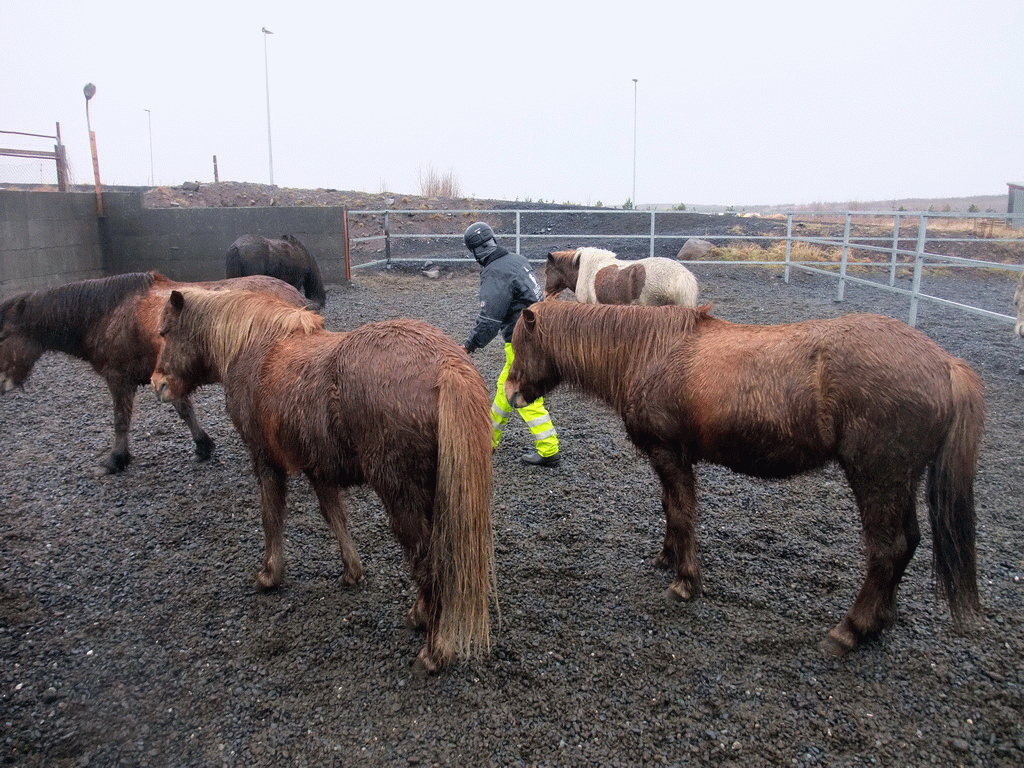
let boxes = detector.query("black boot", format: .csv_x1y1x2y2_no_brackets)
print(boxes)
521,451,560,467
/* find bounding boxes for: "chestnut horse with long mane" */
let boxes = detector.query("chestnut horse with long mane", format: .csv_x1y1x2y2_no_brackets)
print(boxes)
544,247,699,306
151,288,495,673
0,271,308,474
504,301,983,655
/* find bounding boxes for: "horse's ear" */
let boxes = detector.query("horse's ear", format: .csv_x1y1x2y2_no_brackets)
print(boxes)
572,250,581,268
522,307,537,332
169,290,185,312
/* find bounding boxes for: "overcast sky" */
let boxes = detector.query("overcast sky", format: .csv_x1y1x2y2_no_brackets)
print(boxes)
3,0,1022,207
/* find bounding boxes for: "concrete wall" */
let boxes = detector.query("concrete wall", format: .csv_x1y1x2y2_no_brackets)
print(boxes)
0,190,106,297
102,191,351,283
0,188,353,299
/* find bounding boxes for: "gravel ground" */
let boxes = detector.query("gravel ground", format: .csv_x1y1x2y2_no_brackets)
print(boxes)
1,263,1022,767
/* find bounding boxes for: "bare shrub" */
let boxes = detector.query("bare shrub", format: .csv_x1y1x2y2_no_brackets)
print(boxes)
419,165,461,198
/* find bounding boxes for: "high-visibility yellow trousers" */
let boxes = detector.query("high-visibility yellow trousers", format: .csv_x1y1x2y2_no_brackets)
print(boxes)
491,343,559,457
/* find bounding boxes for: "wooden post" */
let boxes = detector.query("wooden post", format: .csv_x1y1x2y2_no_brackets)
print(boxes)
89,130,103,217
213,155,219,183
54,122,68,192
343,206,351,282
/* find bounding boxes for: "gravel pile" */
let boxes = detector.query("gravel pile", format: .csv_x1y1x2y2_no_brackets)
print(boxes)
2,263,1022,767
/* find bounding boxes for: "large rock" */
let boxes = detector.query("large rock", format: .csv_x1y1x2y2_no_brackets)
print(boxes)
677,238,714,259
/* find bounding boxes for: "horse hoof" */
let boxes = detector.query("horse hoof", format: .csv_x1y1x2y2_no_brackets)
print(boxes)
340,570,364,587
256,572,283,591
820,628,856,657
194,437,215,461
96,453,131,475
411,648,441,677
665,583,697,603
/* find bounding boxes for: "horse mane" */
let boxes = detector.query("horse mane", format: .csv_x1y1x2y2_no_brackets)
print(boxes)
526,300,711,410
576,247,618,265
0,272,159,350
173,287,324,371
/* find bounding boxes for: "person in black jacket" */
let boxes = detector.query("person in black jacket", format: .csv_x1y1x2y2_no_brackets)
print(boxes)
461,221,560,467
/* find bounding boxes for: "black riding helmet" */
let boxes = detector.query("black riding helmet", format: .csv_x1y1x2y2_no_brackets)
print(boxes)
464,222,497,262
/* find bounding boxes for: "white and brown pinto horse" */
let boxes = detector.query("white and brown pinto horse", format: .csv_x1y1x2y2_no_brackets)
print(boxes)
504,300,984,656
544,247,699,306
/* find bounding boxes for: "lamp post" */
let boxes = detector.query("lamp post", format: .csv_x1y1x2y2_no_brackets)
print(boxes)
631,78,638,209
83,83,103,216
262,26,274,186
144,108,154,186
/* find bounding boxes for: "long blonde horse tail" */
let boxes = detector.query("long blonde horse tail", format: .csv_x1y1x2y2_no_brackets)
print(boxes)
430,354,496,664
926,357,984,625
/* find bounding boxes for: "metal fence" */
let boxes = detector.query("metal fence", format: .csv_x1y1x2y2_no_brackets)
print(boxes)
345,207,1024,329
0,127,69,189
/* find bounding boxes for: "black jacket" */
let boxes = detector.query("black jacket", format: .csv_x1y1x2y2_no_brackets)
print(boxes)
463,246,543,353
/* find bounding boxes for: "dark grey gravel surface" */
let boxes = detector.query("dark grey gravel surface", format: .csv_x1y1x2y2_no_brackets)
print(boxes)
2,263,1022,767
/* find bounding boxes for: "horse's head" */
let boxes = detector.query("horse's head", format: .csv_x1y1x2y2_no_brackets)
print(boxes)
543,250,580,300
0,296,44,395
505,305,561,408
151,290,209,403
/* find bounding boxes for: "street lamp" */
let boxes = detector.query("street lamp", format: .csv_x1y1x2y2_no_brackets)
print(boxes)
632,78,638,209
262,26,274,186
83,83,103,216
144,108,154,185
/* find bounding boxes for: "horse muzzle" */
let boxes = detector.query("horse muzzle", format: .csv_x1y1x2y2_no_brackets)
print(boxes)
0,374,18,395
151,373,175,403
504,381,528,409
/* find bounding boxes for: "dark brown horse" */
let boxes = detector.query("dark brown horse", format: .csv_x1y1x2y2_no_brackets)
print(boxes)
504,301,983,655
225,234,326,308
0,271,308,475
150,287,495,673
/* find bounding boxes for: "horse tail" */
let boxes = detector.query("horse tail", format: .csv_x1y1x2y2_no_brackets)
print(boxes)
225,244,242,278
926,357,984,625
304,257,327,308
430,355,495,664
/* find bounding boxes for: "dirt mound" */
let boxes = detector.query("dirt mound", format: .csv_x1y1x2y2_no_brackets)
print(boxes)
142,182,497,212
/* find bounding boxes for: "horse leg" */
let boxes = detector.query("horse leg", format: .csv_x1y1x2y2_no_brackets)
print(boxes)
646,446,702,601
256,464,289,590
822,476,921,656
376,489,438,673
99,378,135,475
170,395,215,461
307,477,364,586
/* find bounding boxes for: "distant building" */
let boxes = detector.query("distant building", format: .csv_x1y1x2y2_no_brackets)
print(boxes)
1008,182,1024,227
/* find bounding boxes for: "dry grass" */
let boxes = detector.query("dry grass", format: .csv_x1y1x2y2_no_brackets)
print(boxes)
717,240,842,263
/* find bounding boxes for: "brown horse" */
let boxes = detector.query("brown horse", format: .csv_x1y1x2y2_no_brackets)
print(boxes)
150,287,495,673
504,301,983,655
0,271,308,475
225,234,327,308
544,247,699,306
